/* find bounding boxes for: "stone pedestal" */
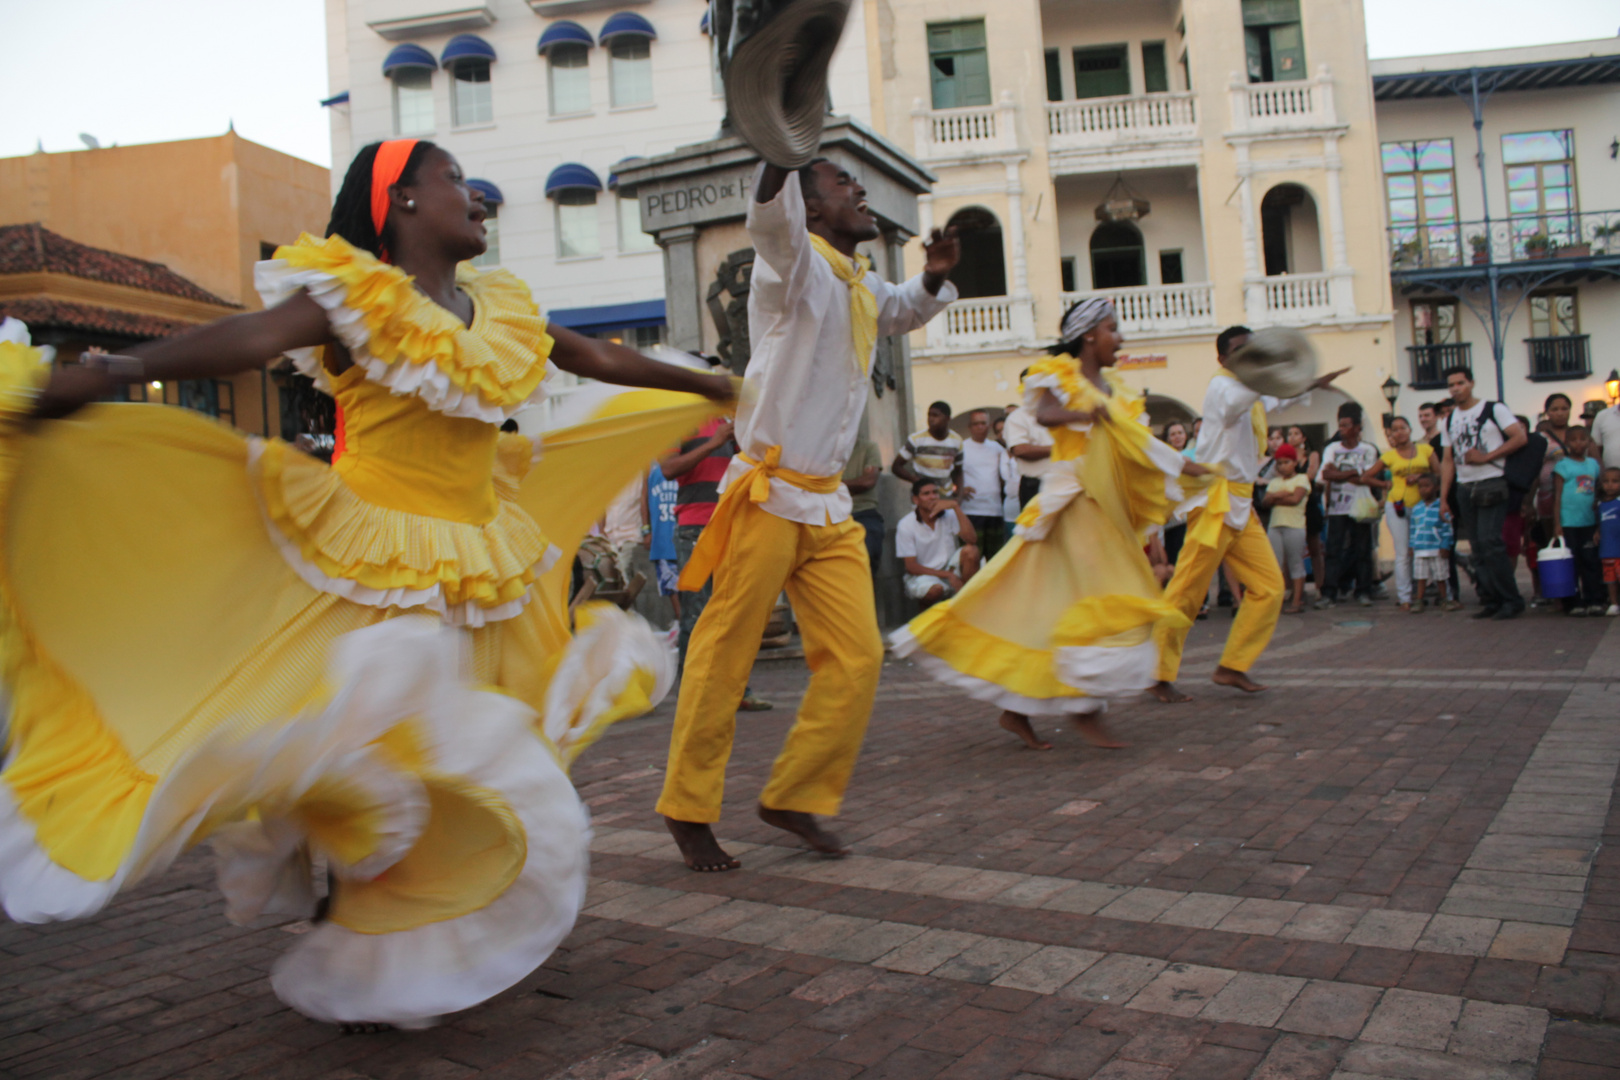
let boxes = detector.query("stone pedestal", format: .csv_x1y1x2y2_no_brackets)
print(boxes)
615,118,939,628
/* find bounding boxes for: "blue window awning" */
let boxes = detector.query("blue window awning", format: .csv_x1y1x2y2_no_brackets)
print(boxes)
538,20,594,53
467,179,504,206
545,162,604,196
547,299,666,334
382,43,437,76
441,34,497,67
599,11,657,43
606,156,645,191
320,90,350,107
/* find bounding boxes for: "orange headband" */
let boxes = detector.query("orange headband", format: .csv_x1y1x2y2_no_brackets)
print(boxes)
369,139,419,262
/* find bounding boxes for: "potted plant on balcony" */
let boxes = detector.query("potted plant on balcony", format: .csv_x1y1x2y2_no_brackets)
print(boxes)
1593,223,1618,256
1393,238,1422,268
1469,234,1489,265
1524,231,1551,260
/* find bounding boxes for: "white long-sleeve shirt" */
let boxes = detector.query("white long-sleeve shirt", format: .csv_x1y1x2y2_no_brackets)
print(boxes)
720,164,957,526
1186,374,1308,530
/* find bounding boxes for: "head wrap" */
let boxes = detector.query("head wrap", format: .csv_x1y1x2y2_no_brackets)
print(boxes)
1060,297,1116,346
369,139,420,263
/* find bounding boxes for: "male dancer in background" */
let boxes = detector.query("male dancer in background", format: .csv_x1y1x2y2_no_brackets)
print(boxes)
658,158,959,871
1152,326,1346,701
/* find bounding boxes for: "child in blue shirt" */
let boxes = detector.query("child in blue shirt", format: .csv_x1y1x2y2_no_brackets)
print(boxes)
1552,426,1604,614
1598,466,1620,617
1408,473,1453,612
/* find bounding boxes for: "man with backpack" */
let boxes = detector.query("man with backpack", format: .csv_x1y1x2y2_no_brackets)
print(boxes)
1438,365,1537,620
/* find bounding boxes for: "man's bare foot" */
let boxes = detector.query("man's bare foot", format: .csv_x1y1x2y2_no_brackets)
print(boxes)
664,817,740,872
999,710,1053,750
1072,715,1128,749
1212,666,1267,693
1150,680,1193,704
758,806,850,857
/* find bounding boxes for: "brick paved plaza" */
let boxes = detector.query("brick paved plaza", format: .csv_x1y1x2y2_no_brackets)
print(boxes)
4,608,1620,1080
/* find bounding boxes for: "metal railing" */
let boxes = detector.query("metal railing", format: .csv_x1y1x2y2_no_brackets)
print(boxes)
1407,342,1471,389
1046,92,1197,143
1060,283,1215,335
1389,209,1620,272
1526,335,1591,381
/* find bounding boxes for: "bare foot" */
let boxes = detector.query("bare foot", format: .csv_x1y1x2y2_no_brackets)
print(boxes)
1072,715,1128,749
1211,666,1267,693
664,817,740,872
758,806,850,857
1150,680,1193,704
998,710,1053,750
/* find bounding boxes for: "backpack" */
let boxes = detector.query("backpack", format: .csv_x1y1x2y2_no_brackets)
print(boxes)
1483,403,1547,499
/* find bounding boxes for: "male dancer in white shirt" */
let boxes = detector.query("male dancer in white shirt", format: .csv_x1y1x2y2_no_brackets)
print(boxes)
1152,326,1345,702
658,159,959,871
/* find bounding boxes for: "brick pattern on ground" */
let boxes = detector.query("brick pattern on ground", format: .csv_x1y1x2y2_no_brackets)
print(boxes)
2,609,1619,1078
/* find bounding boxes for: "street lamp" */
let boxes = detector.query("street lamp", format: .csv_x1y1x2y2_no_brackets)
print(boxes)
1380,375,1401,428
1606,369,1620,405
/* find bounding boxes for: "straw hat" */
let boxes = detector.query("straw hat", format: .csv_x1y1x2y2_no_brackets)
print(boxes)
719,0,853,168
1225,327,1320,398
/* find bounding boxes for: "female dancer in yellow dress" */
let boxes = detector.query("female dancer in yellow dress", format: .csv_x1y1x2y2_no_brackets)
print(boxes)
890,298,1203,748
0,139,731,1027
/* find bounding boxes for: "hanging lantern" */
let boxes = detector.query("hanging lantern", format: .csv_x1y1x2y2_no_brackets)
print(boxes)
1095,174,1151,223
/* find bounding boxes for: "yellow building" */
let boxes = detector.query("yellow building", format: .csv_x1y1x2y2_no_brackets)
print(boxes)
860,0,1395,444
0,132,331,436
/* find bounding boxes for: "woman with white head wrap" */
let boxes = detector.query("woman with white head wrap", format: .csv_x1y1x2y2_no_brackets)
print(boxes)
890,299,1208,749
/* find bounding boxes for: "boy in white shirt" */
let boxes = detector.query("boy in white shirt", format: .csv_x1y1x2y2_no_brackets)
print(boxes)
897,478,982,605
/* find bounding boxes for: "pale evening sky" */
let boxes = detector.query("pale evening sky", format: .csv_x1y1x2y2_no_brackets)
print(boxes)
0,0,1616,170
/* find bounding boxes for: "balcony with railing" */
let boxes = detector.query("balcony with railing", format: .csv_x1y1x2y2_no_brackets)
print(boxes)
923,295,1036,355
1389,210,1620,275
1407,342,1471,390
1046,92,1199,172
911,92,1020,161
1248,272,1338,324
1527,335,1592,382
1060,283,1215,337
1227,66,1339,135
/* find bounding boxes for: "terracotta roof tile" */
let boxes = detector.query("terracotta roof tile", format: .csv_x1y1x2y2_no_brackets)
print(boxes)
0,298,194,340
0,223,237,307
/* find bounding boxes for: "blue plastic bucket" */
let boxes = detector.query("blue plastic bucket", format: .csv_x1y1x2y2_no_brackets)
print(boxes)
1539,536,1577,599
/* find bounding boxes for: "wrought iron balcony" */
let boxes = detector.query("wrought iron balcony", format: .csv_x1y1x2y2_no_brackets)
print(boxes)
1526,335,1591,381
1407,342,1471,390
1388,209,1620,273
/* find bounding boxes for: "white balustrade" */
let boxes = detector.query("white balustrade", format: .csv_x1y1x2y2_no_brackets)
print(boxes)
1060,283,1215,335
926,295,1034,353
1046,93,1197,145
1259,273,1335,322
1228,65,1338,133
911,92,1020,159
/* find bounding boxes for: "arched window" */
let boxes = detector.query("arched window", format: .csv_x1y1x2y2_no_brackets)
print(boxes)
548,164,604,259
441,36,496,128
468,179,503,267
1260,183,1323,275
383,45,437,136
602,13,656,107
945,207,1006,299
549,45,590,114
1089,221,1145,288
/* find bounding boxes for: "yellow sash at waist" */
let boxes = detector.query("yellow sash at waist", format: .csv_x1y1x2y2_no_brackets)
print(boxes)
676,446,841,590
1188,476,1255,547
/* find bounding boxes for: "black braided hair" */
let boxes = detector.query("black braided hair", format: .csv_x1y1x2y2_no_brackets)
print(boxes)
324,140,439,258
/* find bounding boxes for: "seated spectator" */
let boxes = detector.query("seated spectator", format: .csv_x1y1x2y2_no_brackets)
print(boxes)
1409,472,1454,612
896,479,980,607
895,401,964,496
1263,444,1311,614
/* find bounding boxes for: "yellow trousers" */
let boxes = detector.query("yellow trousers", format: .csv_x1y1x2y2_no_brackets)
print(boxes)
656,500,882,823
1155,510,1283,682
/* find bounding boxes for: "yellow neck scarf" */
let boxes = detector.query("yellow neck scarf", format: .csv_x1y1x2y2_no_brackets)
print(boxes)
808,233,878,374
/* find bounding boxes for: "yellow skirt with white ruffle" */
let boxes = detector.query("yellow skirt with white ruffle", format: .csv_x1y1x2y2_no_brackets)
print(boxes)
0,390,721,1027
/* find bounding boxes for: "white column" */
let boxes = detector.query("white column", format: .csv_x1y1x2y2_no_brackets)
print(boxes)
911,98,932,160
1227,71,1250,134
1316,63,1336,126
1235,144,1266,322
1323,132,1356,318
1004,162,1029,298
996,89,1019,152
